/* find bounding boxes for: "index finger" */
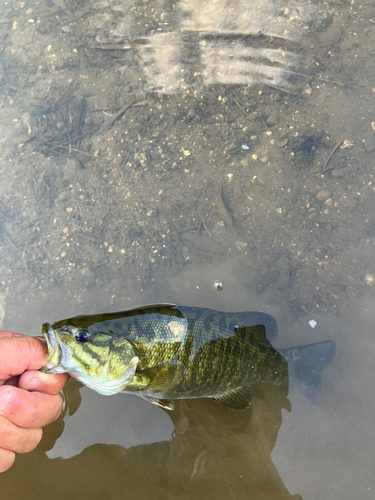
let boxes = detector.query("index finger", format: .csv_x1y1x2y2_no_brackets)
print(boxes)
0,331,24,339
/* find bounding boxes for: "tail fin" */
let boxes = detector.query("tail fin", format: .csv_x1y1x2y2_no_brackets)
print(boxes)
278,340,336,392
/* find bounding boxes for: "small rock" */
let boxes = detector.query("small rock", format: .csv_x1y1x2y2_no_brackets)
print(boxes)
316,190,331,201
363,135,375,153
80,267,95,286
331,167,349,178
320,25,342,47
16,279,31,294
365,274,374,286
266,110,278,126
63,159,80,179
182,233,226,255
235,240,247,251
366,5,375,19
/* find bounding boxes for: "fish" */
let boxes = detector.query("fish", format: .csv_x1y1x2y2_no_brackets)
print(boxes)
42,305,336,411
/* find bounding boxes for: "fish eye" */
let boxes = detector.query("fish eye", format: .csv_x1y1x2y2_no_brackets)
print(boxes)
74,329,90,343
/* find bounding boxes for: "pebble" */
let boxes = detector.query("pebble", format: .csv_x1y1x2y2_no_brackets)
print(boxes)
62,159,80,179
331,167,349,178
320,25,342,47
15,279,30,294
266,110,278,126
235,240,247,251
316,190,331,201
80,267,95,286
365,274,374,286
362,132,375,153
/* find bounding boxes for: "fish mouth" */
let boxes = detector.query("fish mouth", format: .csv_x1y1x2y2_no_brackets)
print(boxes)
42,323,56,352
41,322,67,373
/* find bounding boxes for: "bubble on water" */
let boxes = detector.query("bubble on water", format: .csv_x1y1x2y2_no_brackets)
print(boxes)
214,280,223,291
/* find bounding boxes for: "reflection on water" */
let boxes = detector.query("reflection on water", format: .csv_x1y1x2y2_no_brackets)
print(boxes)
2,382,302,500
1,259,375,498
140,32,303,92
0,0,375,497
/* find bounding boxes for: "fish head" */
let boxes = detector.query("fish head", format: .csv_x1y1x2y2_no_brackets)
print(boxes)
42,318,139,395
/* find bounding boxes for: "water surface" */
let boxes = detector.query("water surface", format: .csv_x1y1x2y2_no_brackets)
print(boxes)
0,0,374,498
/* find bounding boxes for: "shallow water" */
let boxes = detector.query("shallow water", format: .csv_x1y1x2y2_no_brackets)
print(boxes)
1,0,375,498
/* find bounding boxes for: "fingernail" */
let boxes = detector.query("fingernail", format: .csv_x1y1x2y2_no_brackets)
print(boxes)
25,377,38,391
0,390,12,413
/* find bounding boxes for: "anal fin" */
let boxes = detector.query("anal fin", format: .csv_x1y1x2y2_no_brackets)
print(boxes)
140,395,175,411
210,386,254,411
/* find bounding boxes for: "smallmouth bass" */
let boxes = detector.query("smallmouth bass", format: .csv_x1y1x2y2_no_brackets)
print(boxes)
42,305,335,411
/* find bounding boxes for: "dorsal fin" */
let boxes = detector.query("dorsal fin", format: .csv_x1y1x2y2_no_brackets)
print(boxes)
127,303,176,312
210,386,254,411
230,311,278,342
235,324,275,349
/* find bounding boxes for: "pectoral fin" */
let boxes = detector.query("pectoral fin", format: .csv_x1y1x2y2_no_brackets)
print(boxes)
140,395,175,411
137,362,180,390
210,386,254,411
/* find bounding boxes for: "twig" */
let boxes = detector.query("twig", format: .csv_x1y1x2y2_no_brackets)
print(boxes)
214,186,232,228
47,144,93,157
233,98,253,121
215,147,244,160
270,67,359,88
304,173,323,185
200,216,212,237
5,236,22,254
95,43,147,50
176,225,200,234
21,243,28,272
321,140,343,174
100,102,135,131
265,77,313,94
99,100,148,132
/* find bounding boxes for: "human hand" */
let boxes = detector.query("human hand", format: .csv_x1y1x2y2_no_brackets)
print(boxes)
0,331,68,473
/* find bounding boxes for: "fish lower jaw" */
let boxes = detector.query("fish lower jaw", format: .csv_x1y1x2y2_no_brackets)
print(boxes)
71,367,137,396
42,323,56,351
42,362,68,374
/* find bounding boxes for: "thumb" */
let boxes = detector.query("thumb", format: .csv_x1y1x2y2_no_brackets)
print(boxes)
0,333,48,380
